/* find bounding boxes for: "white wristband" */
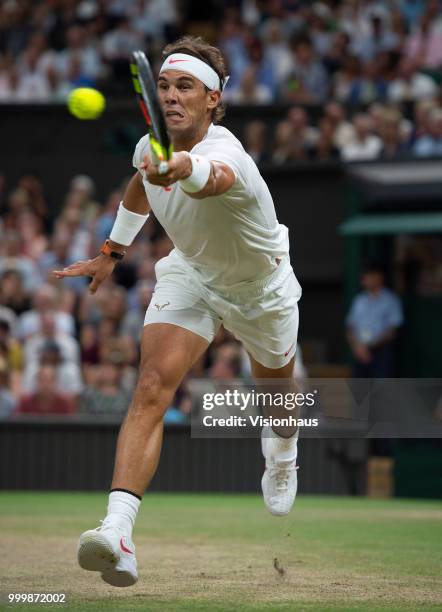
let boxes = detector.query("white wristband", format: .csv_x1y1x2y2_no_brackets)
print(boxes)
109,202,149,246
179,154,211,193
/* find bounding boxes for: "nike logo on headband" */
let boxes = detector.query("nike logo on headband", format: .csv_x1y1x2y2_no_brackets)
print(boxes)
168,59,189,64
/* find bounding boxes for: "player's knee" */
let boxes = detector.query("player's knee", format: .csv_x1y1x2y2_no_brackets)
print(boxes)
132,368,168,414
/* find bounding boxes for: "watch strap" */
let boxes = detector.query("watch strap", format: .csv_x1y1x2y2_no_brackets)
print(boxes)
100,239,126,260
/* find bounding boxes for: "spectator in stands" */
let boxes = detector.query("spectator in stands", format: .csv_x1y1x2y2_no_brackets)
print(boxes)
16,173,49,227
104,0,139,20
127,262,156,311
0,356,17,418
79,359,131,416
0,0,33,58
15,32,58,101
224,65,272,104
2,187,31,228
56,24,103,90
309,117,340,161
0,231,42,292
218,15,249,90
281,34,329,103
18,364,76,415
24,311,80,369
0,0,440,111
101,16,142,79
94,189,123,246
378,109,411,159
0,269,31,317
367,102,414,144
17,211,48,262
388,57,438,103
333,55,374,105
96,333,137,394
346,261,404,378
68,174,100,225
244,32,277,97
341,113,383,161
208,343,243,380
286,106,318,150
260,19,293,90
351,13,400,63
409,99,438,144
309,3,333,57
243,120,269,165
80,323,100,366
364,50,400,103
17,283,75,340
21,340,83,397
322,30,351,76
0,320,23,373
399,0,426,30
413,108,442,157
56,202,93,263
323,102,355,149
405,4,442,70
129,0,179,41
13,46,50,100
0,54,16,101
122,280,154,332
37,225,88,293
271,120,304,164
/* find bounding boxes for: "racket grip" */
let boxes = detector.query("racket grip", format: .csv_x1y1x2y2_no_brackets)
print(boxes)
150,143,169,174
158,161,169,175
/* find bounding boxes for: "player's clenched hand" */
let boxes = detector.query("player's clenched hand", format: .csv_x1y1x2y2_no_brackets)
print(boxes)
140,151,192,187
53,255,116,294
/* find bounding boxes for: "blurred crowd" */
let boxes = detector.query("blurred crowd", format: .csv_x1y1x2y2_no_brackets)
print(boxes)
0,0,441,419
242,99,442,163
0,171,267,420
0,0,440,106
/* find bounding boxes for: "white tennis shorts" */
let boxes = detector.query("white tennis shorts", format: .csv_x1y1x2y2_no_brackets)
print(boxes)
144,250,302,369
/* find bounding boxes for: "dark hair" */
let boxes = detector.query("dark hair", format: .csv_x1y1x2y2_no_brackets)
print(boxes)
362,259,385,276
0,320,10,334
162,36,227,124
291,33,313,51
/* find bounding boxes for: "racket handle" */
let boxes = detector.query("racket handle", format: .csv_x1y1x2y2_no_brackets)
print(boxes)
158,161,169,175
150,142,169,175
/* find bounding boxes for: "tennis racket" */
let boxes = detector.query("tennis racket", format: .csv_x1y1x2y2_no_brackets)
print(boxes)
130,50,172,175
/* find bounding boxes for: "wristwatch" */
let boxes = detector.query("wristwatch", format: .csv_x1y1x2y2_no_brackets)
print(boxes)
100,239,126,260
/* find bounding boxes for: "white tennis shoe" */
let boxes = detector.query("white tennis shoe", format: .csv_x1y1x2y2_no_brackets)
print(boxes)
261,429,298,516
77,522,138,587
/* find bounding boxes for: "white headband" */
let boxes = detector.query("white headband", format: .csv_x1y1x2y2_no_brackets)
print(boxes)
159,53,229,92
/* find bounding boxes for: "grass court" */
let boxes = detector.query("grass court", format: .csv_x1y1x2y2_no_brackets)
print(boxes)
1,492,441,611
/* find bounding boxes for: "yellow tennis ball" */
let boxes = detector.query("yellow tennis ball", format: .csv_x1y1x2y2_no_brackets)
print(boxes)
68,87,105,120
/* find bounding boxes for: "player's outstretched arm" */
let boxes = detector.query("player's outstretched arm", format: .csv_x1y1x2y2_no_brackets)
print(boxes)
141,152,235,199
183,160,235,199
53,172,150,294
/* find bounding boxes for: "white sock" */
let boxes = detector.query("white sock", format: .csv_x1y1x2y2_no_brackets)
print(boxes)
264,425,298,463
103,491,141,534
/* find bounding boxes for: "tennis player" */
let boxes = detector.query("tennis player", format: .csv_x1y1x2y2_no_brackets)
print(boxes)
54,36,302,587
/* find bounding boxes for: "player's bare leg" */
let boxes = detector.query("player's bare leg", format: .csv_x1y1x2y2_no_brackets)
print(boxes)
250,356,299,516
78,323,208,586
111,323,208,495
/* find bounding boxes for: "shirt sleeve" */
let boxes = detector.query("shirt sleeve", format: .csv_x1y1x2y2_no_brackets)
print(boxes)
386,294,404,328
345,297,359,328
192,136,249,190
132,135,150,172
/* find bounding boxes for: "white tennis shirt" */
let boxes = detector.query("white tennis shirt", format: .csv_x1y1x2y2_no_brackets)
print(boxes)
133,123,291,291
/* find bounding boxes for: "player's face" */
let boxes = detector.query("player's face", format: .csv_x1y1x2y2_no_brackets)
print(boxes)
157,71,219,138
